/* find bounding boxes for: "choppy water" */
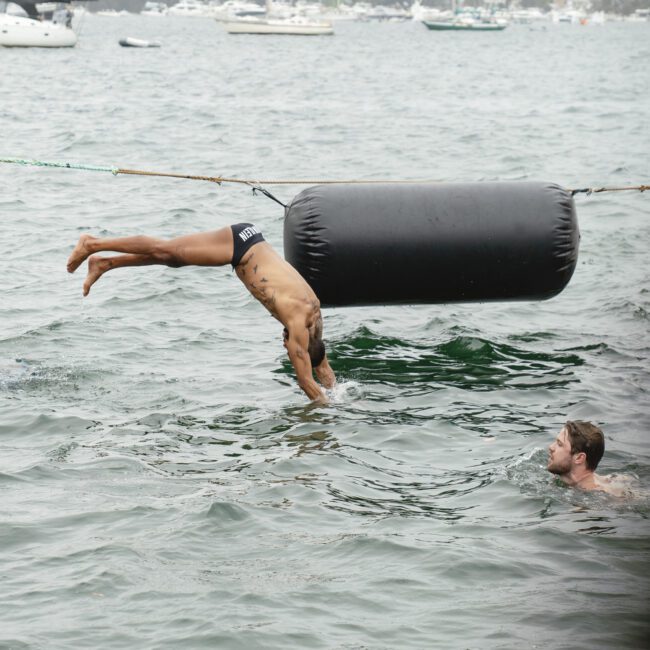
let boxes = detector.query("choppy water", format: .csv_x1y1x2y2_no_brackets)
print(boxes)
1,14,649,649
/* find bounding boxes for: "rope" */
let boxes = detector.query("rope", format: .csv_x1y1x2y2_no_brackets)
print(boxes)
570,185,648,196
112,166,444,186
1,157,117,175
1,157,648,196
248,183,287,208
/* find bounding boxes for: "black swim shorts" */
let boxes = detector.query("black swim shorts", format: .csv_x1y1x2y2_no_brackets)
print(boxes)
231,223,265,268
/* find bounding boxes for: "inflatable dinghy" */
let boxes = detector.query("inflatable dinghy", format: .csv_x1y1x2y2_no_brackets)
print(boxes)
119,37,161,47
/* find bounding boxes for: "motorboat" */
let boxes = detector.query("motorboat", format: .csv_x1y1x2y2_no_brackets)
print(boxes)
167,0,212,17
0,1,77,46
141,1,168,16
224,14,333,34
211,0,266,22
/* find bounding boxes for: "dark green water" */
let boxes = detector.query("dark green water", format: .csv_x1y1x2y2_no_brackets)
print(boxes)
1,14,649,649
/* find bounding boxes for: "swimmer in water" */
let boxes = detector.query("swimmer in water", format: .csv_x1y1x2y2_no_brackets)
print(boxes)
66,224,336,403
547,421,626,496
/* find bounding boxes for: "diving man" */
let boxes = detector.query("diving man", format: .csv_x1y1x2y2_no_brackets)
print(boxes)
67,223,336,403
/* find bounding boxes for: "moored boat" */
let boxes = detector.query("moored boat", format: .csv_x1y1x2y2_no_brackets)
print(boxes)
423,17,506,31
119,36,162,47
0,7,76,46
224,15,333,34
141,1,168,16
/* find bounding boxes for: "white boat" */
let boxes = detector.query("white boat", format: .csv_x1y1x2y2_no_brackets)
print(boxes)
96,9,130,16
211,0,265,22
0,2,76,47
410,2,448,22
551,9,586,24
509,7,548,24
224,14,333,34
141,1,168,16
167,0,212,17
223,0,332,34
119,36,162,47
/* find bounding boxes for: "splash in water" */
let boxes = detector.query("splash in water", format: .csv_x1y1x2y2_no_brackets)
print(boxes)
326,380,363,403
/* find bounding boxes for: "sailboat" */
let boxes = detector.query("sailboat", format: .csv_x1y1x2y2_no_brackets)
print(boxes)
0,0,80,47
422,0,507,31
222,0,334,35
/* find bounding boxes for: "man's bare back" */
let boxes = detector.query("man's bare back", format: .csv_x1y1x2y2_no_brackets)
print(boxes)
234,241,320,329
66,224,335,402
234,240,335,400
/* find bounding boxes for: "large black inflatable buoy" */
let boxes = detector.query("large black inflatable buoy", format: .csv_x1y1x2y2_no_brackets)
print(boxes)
283,182,579,307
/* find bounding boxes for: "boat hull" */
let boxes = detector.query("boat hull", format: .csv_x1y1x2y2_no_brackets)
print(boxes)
119,37,162,47
0,15,77,47
423,20,506,31
224,18,334,35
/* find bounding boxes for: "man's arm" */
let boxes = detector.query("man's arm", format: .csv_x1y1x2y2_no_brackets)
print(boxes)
285,324,328,403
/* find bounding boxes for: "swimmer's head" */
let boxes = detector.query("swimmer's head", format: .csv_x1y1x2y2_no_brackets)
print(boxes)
564,420,605,471
548,420,604,475
308,336,326,368
281,326,326,368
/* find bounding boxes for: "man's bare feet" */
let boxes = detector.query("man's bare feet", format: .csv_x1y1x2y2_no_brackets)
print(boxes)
83,256,109,296
67,234,96,273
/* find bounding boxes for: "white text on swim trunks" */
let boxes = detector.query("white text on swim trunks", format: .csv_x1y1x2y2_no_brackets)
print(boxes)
239,226,260,242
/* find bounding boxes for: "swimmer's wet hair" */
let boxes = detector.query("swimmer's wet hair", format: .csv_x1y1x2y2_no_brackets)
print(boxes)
565,420,605,471
308,338,326,368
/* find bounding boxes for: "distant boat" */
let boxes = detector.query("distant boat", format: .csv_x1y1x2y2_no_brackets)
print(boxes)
423,17,507,31
141,1,168,16
212,0,267,22
422,0,507,32
167,0,212,17
119,36,162,47
224,0,334,35
0,2,77,47
224,15,334,35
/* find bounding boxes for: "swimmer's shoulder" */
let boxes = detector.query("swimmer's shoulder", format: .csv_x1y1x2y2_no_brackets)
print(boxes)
594,473,636,498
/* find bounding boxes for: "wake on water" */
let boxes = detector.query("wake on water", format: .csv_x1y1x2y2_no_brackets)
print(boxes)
506,447,645,505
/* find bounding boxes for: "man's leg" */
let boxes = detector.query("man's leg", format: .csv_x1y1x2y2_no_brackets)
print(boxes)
67,227,234,273
82,253,153,296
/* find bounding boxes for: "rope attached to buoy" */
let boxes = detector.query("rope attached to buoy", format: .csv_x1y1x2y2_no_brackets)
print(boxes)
570,185,648,196
1,157,648,197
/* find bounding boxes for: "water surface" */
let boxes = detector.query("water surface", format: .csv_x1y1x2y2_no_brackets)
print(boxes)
1,15,649,649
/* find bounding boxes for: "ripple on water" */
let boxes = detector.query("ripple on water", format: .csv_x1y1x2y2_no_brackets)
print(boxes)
1,17,649,650
324,326,584,392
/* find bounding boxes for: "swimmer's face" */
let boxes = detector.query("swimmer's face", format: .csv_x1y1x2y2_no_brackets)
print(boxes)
547,426,574,475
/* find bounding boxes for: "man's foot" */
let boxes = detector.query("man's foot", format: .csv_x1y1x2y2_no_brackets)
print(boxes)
67,234,96,273
83,256,109,296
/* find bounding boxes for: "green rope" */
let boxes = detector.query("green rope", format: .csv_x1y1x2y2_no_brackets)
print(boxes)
0,157,118,175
